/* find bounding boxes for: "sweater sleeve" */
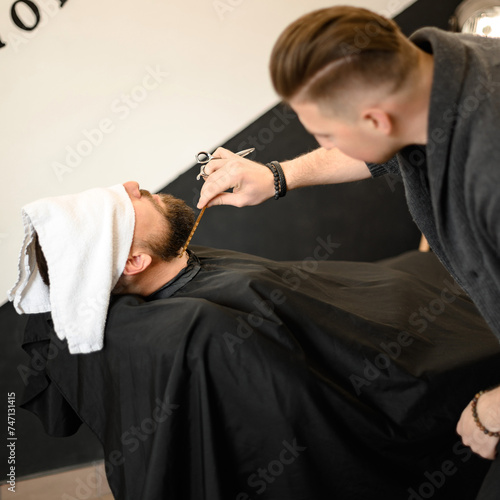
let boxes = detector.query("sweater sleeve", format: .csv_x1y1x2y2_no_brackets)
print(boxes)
365,156,401,178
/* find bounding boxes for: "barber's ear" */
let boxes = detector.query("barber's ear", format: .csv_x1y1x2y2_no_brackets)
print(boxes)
362,109,392,136
123,252,153,276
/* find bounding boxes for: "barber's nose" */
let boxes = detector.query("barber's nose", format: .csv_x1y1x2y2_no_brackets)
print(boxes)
123,181,141,199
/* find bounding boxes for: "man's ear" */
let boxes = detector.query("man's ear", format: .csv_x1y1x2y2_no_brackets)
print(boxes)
362,108,393,136
123,252,153,276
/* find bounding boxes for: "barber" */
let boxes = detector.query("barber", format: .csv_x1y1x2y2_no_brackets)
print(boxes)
197,6,500,466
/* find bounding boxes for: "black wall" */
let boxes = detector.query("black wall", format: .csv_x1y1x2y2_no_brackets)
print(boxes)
0,0,464,479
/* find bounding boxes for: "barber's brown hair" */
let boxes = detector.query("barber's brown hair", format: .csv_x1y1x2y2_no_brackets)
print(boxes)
142,192,195,262
269,6,417,111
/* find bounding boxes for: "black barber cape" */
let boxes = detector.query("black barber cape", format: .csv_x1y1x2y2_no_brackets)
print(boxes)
20,247,500,499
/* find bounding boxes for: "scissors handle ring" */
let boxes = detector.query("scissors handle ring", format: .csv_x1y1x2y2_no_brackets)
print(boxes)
196,151,214,164
196,165,208,181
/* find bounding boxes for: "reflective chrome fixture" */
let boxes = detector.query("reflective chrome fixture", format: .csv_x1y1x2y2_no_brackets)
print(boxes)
451,0,500,36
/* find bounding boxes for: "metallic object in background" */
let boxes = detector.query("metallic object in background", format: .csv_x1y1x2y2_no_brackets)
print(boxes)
450,0,500,37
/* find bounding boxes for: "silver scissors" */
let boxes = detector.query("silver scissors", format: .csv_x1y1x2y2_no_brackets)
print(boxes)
196,148,255,180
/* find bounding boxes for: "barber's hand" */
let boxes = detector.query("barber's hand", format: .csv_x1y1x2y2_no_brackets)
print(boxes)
457,386,500,460
197,147,275,208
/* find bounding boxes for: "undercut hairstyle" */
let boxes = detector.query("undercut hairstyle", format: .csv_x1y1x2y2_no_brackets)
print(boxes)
269,6,418,113
140,192,195,262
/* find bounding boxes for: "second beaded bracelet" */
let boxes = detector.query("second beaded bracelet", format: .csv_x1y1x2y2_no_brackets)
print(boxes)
471,390,500,437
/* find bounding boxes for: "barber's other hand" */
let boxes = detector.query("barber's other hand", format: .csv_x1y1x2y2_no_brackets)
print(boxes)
457,386,500,460
197,147,275,208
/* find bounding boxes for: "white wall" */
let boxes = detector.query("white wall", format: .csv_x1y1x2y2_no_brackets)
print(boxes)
0,0,416,304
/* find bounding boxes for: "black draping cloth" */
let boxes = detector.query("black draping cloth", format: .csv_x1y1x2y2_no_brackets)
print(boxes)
19,247,500,499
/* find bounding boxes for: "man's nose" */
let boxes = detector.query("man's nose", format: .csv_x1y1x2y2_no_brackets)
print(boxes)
123,181,141,199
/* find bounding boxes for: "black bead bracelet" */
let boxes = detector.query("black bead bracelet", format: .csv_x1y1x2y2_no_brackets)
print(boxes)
265,161,287,200
266,162,280,200
269,160,287,198
471,390,500,437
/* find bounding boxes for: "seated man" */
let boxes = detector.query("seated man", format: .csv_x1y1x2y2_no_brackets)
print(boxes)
10,182,500,500
9,181,196,353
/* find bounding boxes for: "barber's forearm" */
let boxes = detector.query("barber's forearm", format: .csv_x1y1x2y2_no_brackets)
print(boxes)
282,147,371,190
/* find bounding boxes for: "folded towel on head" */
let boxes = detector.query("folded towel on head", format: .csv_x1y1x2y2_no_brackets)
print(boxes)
8,184,135,354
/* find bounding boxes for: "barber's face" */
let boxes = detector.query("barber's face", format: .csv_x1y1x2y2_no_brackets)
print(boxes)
122,181,166,250
289,99,397,164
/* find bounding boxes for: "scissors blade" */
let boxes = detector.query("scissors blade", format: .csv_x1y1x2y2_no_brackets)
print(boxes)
235,147,255,157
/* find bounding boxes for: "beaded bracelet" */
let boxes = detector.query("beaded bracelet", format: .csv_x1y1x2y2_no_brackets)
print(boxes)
471,390,500,437
265,161,287,200
269,161,287,198
265,162,281,200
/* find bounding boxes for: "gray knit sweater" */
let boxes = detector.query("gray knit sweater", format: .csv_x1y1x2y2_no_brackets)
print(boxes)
367,27,500,341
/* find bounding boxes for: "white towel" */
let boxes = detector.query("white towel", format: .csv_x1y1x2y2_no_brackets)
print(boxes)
8,184,135,354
